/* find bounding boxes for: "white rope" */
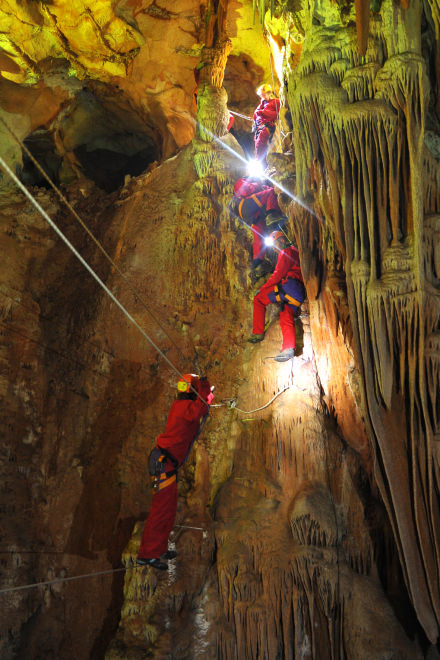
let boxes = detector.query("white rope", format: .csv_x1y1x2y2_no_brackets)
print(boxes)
0,565,135,595
0,155,209,405
0,523,210,594
0,115,183,356
0,132,298,417
229,110,253,122
174,524,205,531
268,49,284,145
229,385,290,414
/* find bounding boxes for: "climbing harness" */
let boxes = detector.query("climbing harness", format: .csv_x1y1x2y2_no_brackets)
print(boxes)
237,193,263,220
268,278,305,310
149,446,178,492
153,471,177,492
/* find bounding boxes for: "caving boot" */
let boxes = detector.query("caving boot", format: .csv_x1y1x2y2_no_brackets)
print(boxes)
251,258,263,269
273,348,294,362
265,211,287,231
247,333,265,343
161,550,177,560
136,557,168,570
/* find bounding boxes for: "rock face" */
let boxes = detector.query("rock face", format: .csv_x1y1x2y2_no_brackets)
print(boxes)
1,0,440,659
0,0,269,190
282,0,440,643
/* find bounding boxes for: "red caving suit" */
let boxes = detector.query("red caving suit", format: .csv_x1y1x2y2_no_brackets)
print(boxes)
233,178,280,260
138,380,211,559
253,98,281,161
253,245,303,350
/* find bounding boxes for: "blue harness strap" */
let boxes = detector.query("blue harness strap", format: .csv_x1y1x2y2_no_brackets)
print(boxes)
268,278,305,309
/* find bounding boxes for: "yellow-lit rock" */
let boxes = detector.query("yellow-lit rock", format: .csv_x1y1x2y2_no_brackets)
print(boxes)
1,0,440,658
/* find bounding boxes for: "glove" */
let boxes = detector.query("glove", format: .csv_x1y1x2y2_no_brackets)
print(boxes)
207,391,215,405
199,377,211,400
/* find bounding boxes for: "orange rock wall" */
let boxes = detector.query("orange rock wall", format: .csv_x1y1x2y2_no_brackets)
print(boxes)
1,0,440,658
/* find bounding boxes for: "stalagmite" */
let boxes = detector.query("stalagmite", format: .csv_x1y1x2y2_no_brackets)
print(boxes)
1,0,440,657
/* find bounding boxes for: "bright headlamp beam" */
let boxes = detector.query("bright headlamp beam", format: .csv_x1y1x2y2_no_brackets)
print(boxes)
247,159,264,178
194,118,317,218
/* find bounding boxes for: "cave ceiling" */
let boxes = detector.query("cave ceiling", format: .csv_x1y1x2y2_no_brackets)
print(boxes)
1,0,440,659
0,0,271,189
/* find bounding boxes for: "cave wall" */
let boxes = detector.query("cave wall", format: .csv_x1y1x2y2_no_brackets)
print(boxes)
109,0,439,656
0,0,265,190
278,0,440,643
1,0,440,659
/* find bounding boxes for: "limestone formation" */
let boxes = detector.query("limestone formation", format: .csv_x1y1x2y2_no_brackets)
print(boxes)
1,0,440,659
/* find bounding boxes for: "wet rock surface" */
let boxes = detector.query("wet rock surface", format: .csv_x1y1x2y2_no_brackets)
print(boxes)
1,0,440,659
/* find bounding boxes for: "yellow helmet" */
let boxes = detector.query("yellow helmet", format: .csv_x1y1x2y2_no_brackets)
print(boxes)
256,83,273,97
177,373,200,393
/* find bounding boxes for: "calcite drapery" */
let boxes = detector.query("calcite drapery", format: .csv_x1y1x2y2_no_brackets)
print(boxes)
284,0,440,643
2,0,440,657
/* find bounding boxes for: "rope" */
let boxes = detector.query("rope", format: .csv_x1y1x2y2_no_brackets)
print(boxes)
0,565,136,595
174,524,208,539
228,385,290,414
268,47,285,145
0,524,211,594
174,524,205,531
0,115,302,415
229,110,253,122
0,154,208,406
0,115,183,358
0,157,290,416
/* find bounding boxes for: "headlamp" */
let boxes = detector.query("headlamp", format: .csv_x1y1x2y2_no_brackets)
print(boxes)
247,159,264,178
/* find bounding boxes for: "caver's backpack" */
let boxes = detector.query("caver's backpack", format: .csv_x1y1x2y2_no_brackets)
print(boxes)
268,277,306,314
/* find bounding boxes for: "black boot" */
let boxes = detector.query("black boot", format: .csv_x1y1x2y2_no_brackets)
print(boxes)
161,550,177,560
247,333,265,343
137,557,168,570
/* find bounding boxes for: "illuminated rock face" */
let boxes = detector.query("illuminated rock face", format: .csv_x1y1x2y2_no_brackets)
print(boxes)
279,0,440,644
1,1,440,660
0,1,269,191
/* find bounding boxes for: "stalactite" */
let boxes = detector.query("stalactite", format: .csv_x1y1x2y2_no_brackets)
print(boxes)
341,63,380,102
425,0,440,38
354,0,370,57
287,0,440,642
424,152,440,213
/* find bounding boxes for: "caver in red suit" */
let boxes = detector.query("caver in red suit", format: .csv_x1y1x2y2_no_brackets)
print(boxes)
233,177,280,261
138,375,212,561
253,97,281,161
253,241,304,350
